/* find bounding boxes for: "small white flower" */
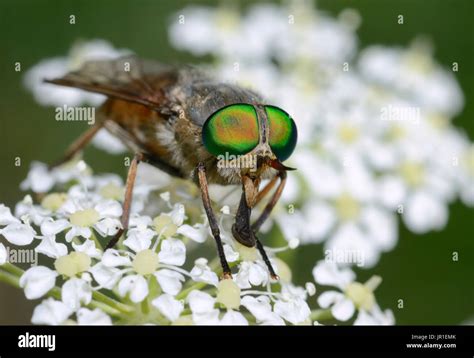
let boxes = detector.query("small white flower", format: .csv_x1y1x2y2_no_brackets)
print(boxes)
91,226,188,302
187,290,248,326
313,261,386,322
61,198,122,241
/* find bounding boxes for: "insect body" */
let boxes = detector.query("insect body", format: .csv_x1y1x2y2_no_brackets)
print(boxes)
45,56,297,279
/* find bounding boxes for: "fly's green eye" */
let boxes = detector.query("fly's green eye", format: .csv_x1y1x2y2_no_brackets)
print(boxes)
202,104,259,157
265,105,297,161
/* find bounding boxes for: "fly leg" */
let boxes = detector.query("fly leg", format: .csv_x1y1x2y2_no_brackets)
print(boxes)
49,122,104,169
254,174,279,206
252,171,287,233
105,152,143,249
232,177,280,280
197,162,232,279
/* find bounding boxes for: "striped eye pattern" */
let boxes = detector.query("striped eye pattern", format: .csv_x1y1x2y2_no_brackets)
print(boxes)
265,105,297,161
202,104,259,157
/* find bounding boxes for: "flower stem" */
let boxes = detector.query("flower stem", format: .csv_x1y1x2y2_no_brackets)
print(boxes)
310,309,333,322
2,262,24,277
90,232,104,251
92,291,134,315
0,269,21,288
0,263,133,318
176,281,208,300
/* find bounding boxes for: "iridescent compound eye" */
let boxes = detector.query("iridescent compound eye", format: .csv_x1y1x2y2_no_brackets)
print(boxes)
202,103,259,157
265,105,297,161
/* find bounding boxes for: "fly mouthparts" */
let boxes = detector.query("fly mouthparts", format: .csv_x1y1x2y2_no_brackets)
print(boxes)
268,158,296,171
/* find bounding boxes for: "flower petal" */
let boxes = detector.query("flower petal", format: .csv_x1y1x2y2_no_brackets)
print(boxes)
61,278,92,311
31,298,73,325
118,274,148,303
72,239,101,258
40,218,69,236
77,308,112,325
0,243,7,265
102,249,131,267
177,224,207,243
0,204,20,225
123,233,152,253
89,263,122,289
35,235,68,259
274,298,311,325
1,223,36,246
94,218,121,237
158,238,186,266
152,294,184,322
20,266,58,299
331,297,356,321
154,269,184,296
187,290,215,314
220,310,248,325
317,290,345,309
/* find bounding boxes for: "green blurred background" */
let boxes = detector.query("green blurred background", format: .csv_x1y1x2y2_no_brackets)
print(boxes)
0,0,472,324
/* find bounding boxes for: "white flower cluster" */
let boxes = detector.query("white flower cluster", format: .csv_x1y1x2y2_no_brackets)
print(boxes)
0,160,392,325
169,1,474,268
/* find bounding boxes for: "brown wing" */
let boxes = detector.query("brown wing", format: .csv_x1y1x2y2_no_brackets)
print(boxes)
44,56,176,114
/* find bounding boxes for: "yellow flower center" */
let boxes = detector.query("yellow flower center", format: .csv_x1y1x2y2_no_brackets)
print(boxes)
427,114,449,131
234,241,258,262
41,193,68,211
54,252,91,278
386,124,406,141
338,123,359,144
345,282,375,311
70,208,100,227
274,258,292,283
462,146,474,177
171,315,194,326
132,249,159,276
216,279,241,310
399,161,425,188
334,193,360,221
99,183,124,200
403,40,434,75
153,214,177,237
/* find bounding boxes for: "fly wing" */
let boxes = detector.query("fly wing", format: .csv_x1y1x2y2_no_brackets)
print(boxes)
44,56,176,113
